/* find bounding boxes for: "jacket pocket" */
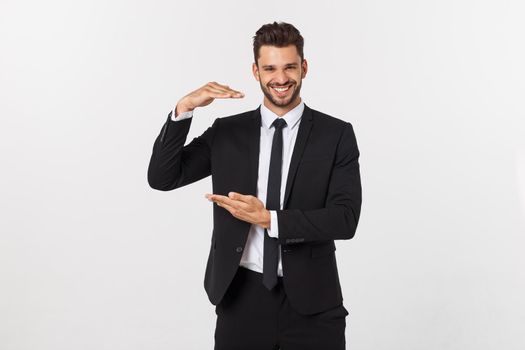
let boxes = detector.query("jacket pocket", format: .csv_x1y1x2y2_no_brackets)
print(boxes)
317,304,349,321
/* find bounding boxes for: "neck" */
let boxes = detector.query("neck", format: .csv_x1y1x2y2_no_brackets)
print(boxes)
263,96,302,117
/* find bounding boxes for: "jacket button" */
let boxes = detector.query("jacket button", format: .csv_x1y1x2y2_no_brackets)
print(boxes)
236,246,243,253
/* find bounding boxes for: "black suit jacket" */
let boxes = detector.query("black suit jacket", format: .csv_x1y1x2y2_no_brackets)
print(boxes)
147,103,362,315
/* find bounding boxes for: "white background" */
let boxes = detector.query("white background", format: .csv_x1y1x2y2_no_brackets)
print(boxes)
1,0,524,349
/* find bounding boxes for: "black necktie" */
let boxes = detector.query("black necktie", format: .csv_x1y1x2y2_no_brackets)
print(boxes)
263,118,287,290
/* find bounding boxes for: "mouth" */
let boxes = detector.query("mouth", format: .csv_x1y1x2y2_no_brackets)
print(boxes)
270,84,293,97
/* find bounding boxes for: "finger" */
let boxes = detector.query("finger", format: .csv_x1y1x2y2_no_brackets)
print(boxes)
206,193,224,203
206,85,233,95
206,87,244,99
206,90,239,99
209,194,253,223
208,81,239,93
206,194,230,205
211,194,249,210
207,194,226,201
208,82,244,97
228,192,253,203
209,82,232,90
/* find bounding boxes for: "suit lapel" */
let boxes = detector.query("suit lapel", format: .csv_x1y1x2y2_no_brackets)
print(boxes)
247,107,261,197
247,103,314,210
283,104,313,209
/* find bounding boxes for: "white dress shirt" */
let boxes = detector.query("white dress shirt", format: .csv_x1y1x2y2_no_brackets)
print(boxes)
171,100,304,276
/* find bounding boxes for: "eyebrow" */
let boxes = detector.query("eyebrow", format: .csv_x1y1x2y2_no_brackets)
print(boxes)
261,63,299,69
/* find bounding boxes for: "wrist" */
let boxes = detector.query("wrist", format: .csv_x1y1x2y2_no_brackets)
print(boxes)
175,101,194,116
264,209,271,229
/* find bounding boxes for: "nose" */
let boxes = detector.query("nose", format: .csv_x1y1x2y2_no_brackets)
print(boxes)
273,71,290,86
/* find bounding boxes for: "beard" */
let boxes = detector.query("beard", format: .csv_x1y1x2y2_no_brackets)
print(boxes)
259,78,302,108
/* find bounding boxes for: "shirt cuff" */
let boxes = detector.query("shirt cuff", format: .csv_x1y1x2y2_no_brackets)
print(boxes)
171,109,194,122
267,210,279,238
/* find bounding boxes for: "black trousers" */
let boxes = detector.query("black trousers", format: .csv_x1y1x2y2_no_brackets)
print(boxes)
214,266,348,350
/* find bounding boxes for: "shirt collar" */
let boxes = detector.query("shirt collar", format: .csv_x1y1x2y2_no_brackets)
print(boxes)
260,99,305,130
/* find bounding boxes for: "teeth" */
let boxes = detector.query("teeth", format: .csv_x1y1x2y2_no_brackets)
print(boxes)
273,85,290,92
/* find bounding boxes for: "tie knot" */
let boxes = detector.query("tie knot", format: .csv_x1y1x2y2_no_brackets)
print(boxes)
272,118,287,130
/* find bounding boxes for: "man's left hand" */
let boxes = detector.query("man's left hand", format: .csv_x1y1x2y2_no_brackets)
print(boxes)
205,192,271,229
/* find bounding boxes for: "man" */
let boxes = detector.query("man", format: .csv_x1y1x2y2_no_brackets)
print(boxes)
148,21,361,350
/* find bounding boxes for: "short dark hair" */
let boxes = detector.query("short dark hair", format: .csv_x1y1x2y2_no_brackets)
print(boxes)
252,21,304,66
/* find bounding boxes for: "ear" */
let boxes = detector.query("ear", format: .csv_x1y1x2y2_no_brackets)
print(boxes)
252,62,260,81
301,59,308,78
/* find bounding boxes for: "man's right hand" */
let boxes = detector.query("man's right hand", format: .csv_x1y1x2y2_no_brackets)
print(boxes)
175,81,245,117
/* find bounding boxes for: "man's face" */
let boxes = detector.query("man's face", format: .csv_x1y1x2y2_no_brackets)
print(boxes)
252,45,307,111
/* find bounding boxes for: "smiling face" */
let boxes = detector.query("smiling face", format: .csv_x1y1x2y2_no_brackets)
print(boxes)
252,45,308,116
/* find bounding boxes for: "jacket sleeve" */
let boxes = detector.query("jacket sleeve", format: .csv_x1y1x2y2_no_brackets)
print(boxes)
275,122,362,245
147,110,220,191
